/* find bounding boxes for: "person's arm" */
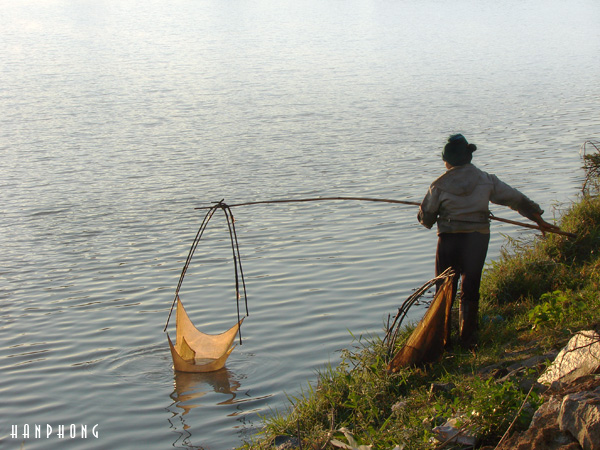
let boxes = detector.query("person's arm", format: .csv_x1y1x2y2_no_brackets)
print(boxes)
489,174,543,221
489,174,559,234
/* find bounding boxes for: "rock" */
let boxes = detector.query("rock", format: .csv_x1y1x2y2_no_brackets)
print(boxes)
273,435,301,449
490,332,600,450
429,382,456,396
492,395,581,450
432,417,478,447
531,396,562,427
507,353,557,372
558,386,600,450
538,331,600,386
497,366,527,384
487,352,556,393
479,351,557,382
478,362,507,378
553,375,600,396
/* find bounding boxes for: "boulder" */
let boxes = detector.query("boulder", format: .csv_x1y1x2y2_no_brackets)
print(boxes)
273,435,301,449
538,331,600,386
558,386,600,450
432,416,478,447
490,396,581,450
488,332,600,450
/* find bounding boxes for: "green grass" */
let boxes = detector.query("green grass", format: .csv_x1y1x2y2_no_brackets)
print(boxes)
239,148,600,450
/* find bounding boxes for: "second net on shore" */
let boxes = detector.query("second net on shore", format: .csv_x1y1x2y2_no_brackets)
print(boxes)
385,268,455,372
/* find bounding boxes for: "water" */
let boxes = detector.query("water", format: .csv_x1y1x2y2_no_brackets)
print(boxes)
1,0,599,448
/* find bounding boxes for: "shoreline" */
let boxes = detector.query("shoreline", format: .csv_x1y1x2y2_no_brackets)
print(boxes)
238,145,600,449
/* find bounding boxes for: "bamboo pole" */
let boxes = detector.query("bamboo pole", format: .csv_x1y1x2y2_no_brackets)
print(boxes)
195,197,576,238
195,196,421,208
489,215,577,238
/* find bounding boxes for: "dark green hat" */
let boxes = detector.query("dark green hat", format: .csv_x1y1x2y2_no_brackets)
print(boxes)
442,134,477,166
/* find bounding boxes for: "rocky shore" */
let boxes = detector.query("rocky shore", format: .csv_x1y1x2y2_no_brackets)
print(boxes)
487,330,600,450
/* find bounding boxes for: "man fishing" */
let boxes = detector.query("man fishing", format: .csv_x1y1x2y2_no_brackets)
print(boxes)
417,134,559,349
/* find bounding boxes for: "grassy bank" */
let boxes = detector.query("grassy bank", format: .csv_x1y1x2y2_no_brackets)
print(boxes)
240,144,600,450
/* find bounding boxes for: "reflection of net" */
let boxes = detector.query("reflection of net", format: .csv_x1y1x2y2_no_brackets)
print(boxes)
387,271,454,372
167,298,243,372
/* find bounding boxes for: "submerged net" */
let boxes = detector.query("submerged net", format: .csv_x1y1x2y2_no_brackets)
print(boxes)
165,201,248,373
167,297,243,372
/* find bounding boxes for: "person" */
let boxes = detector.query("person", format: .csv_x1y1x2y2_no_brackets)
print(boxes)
417,134,559,349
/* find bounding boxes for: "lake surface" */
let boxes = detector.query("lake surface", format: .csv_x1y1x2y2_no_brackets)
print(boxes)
1,0,599,448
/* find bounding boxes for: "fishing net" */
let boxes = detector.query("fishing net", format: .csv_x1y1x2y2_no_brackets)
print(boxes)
167,297,244,372
165,201,248,373
386,269,455,372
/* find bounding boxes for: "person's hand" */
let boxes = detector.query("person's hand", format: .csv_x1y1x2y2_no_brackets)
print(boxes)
532,213,561,236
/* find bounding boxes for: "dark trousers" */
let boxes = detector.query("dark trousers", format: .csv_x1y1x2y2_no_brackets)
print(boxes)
435,232,490,346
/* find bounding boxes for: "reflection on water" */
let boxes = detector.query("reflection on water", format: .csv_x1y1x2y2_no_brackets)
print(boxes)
171,369,242,414
168,369,242,448
165,347,285,448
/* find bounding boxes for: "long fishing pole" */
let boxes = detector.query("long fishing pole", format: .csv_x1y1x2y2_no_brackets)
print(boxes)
195,197,576,238
196,196,421,208
488,213,575,238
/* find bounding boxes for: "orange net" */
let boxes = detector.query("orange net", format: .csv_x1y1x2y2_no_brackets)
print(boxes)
167,297,243,373
165,202,248,373
387,275,454,372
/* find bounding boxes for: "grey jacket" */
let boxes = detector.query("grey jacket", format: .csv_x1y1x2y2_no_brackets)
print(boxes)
418,164,543,234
